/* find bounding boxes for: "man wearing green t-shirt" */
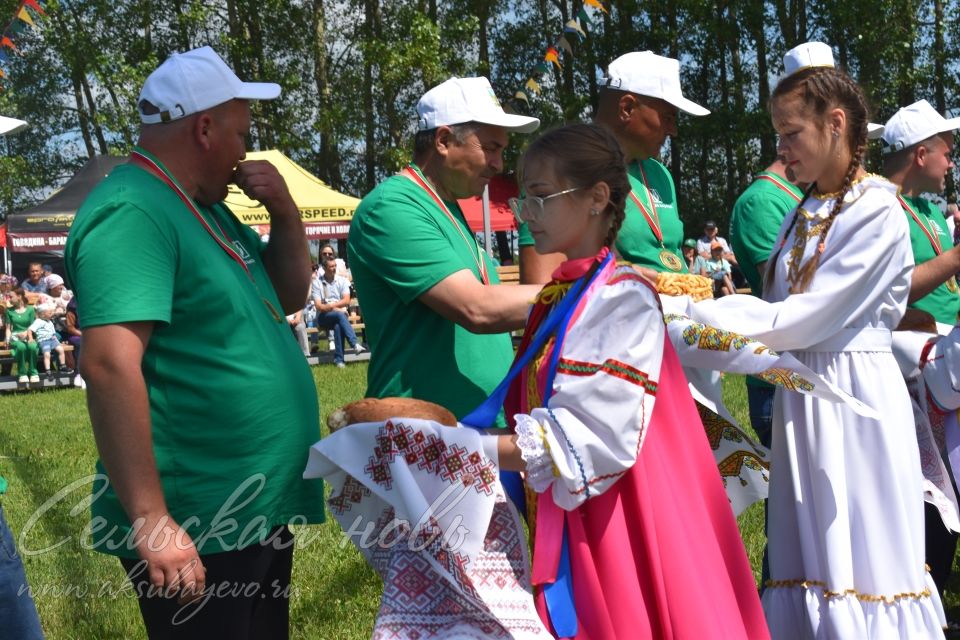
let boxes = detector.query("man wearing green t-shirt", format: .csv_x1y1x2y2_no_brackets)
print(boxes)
881,98,960,604
350,77,542,424
882,100,960,327
66,47,324,637
594,51,709,273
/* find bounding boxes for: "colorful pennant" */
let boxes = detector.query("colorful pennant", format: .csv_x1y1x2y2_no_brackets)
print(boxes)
0,0,47,84
509,1,607,112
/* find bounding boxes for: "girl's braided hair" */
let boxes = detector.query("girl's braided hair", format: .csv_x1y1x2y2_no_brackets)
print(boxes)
763,66,870,296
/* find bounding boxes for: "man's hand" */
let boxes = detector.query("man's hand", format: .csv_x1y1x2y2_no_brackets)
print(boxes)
134,512,206,604
233,161,298,220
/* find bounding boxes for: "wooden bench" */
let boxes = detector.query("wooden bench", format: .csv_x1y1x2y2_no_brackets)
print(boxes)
0,344,74,358
496,264,520,285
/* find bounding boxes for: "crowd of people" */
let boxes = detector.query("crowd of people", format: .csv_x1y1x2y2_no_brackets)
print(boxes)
0,262,82,387
4,36,960,640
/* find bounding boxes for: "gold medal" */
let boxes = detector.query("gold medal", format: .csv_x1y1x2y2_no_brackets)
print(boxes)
948,278,958,294
659,249,683,272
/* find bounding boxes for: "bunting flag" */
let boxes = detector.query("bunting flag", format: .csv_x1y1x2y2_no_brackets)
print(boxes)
544,46,561,69
16,7,33,27
0,0,48,85
564,19,586,39
509,1,607,112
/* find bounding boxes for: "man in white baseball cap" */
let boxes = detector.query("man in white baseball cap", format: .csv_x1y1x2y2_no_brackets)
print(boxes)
882,98,960,600
593,50,708,274
349,76,542,426
66,46,324,637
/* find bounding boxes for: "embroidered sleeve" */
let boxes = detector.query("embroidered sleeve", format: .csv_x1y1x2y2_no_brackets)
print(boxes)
515,269,665,510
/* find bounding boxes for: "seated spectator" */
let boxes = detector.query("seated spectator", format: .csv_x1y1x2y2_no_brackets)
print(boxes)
683,238,705,273
36,274,73,320
312,257,364,368
286,308,310,357
696,220,736,263
0,271,17,289
319,243,351,280
20,263,48,295
30,304,71,377
4,288,39,384
63,297,83,387
701,241,736,297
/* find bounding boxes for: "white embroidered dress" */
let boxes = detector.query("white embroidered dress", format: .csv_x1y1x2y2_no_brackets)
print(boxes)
664,176,946,639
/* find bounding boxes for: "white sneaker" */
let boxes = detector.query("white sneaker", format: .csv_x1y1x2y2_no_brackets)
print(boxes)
17,375,28,384
73,374,85,389
29,375,40,383
335,361,345,369
354,343,366,355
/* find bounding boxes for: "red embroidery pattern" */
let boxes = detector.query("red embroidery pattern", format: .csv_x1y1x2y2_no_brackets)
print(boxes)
557,357,658,395
364,420,497,496
328,474,372,515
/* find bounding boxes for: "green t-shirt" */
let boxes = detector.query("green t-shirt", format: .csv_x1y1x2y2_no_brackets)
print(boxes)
6,306,35,335
730,171,804,297
903,195,960,325
616,159,687,273
65,150,324,557
349,174,514,424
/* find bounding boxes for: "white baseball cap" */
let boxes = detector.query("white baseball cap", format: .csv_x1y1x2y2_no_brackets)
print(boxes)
0,116,27,136
603,51,709,116
138,46,281,124
881,100,960,154
416,77,539,133
783,42,834,77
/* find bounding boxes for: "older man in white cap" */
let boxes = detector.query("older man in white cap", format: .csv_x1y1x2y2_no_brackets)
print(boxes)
593,50,709,273
349,76,542,424
65,46,324,637
881,98,960,603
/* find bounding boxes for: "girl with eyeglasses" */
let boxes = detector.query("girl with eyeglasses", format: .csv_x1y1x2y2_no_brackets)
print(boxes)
494,123,767,638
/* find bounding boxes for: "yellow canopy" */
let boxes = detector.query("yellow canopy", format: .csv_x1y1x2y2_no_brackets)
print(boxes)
224,150,359,237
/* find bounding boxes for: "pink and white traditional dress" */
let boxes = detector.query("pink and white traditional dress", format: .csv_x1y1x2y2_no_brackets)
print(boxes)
664,176,947,639
507,247,768,639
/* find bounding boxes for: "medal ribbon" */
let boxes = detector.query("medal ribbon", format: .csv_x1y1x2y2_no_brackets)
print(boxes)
629,163,663,246
404,164,489,285
756,173,802,203
898,194,944,256
129,149,283,323
130,150,254,277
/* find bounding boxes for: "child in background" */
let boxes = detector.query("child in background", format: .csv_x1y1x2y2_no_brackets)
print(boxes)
29,304,71,378
701,240,735,296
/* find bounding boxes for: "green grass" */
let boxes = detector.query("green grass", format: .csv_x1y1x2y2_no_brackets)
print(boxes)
1,370,957,638
0,363,380,639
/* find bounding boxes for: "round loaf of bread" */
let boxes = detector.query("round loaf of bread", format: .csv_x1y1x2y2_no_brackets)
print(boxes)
327,397,458,432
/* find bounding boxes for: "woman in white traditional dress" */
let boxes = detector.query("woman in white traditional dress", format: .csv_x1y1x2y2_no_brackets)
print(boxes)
665,65,946,638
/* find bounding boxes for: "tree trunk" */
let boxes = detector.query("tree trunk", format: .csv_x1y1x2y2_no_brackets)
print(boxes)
312,0,342,189
70,72,96,158
933,0,953,200
363,0,379,192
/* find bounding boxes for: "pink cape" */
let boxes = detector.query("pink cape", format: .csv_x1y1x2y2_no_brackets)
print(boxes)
512,251,769,639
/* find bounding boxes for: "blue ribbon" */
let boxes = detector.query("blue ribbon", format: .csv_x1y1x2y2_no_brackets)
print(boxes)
461,251,611,639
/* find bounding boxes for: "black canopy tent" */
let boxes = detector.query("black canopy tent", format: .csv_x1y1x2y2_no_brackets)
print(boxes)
5,155,126,278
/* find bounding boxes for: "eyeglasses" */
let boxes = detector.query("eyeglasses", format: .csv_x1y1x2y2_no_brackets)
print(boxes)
508,187,582,224
320,252,335,257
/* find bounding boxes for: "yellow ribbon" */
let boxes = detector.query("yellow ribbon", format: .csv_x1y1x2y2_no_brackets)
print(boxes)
535,281,572,305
